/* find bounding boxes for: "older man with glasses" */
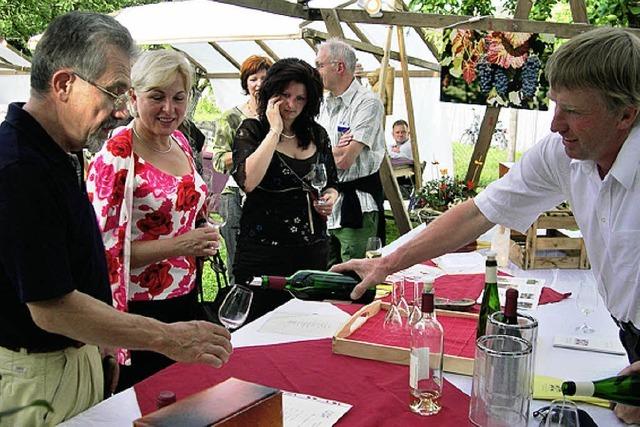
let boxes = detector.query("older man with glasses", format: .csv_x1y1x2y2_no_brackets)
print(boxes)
316,38,386,266
0,12,231,425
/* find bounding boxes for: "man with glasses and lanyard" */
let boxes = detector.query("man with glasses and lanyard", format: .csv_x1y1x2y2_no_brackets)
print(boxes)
316,38,386,265
0,12,231,425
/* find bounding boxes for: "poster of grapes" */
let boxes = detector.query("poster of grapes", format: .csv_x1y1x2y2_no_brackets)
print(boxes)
439,29,555,110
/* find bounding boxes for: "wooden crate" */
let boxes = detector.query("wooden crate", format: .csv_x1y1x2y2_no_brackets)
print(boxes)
509,209,590,270
332,300,476,376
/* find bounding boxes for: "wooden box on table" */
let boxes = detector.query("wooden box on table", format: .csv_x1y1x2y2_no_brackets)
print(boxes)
332,300,477,376
133,377,283,427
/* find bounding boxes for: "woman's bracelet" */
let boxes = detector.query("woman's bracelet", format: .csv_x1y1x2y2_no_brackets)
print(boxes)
268,128,282,140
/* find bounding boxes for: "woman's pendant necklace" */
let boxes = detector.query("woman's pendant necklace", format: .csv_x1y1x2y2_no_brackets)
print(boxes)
133,124,172,154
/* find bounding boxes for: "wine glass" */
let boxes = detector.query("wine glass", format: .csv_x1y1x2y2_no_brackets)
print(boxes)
406,276,424,326
365,236,382,259
218,285,253,330
310,163,327,204
384,275,403,331
544,399,580,427
206,192,227,229
575,280,598,334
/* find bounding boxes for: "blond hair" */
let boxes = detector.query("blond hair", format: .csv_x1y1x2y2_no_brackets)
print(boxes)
131,49,193,95
545,28,640,115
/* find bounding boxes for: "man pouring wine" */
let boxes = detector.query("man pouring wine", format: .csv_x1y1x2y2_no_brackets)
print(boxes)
333,27,640,424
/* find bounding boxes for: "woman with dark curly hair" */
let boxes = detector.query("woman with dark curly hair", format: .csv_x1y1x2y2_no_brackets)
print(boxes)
232,58,340,318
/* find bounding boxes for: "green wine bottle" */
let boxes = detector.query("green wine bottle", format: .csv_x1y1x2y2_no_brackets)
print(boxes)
249,270,376,304
477,251,500,339
562,374,640,406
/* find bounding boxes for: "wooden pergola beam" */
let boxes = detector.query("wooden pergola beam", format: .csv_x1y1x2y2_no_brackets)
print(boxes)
212,0,640,39
302,28,440,71
255,40,280,61
205,69,438,80
208,41,242,70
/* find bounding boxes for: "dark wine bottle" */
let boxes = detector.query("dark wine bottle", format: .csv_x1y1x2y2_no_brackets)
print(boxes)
249,270,375,304
562,374,640,406
477,251,500,339
504,287,519,325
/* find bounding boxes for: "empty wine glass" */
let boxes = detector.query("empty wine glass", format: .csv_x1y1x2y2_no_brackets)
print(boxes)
384,275,403,331
406,276,424,326
394,275,410,318
218,285,253,330
310,163,327,204
544,399,580,427
206,192,227,229
575,280,598,334
365,236,382,259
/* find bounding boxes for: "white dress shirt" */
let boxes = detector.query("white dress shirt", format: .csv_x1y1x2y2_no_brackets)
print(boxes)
387,139,413,162
318,79,385,229
475,127,640,325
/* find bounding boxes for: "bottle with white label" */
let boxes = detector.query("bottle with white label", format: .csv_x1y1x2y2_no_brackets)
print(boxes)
409,291,444,416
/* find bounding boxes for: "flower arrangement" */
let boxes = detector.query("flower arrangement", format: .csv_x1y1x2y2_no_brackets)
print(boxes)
409,175,476,223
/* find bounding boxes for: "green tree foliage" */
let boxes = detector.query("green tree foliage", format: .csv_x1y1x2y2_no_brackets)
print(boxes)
409,0,639,28
0,0,156,54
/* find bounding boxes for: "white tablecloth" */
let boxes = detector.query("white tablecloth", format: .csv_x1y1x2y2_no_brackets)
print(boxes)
61,225,631,426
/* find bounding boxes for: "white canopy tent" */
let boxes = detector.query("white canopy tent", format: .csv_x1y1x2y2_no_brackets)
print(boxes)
0,39,31,114
110,0,461,177
22,0,554,177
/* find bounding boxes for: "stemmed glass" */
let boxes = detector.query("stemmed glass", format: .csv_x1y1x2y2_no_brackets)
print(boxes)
406,276,424,326
575,280,598,334
544,399,580,427
218,285,253,330
383,275,403,331
311,163,327,204
206,192,227,229
365,236,382,259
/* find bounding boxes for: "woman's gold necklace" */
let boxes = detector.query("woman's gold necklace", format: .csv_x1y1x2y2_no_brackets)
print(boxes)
281,131,296,139
132,125,172,154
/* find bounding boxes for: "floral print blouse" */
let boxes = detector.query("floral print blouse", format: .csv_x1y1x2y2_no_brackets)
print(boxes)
232,118,339,247
87,128,206,309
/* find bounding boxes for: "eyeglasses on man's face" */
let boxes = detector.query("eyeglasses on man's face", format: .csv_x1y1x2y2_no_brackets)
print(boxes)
73,71,128,111
315,60,340,69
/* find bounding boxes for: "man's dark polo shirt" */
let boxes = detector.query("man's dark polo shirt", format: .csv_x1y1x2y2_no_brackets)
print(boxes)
0,102,111,351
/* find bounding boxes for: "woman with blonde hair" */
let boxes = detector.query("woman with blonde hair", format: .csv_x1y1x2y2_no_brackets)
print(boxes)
87,49,223,389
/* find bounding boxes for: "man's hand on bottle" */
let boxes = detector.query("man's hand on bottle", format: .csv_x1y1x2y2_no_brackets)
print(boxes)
614,361,640,423
330,257,388,300
161,321,232,368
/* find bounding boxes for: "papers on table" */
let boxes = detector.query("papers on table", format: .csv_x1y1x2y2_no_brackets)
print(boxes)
552,335,626,356
232,299,351,348
476,276,544,311
390,263,444,282
433,252,485,274
283,392,351,427
258,312,348,338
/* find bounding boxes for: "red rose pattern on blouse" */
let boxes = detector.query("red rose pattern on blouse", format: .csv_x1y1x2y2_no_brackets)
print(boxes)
128,152,206,301
88,128,207,305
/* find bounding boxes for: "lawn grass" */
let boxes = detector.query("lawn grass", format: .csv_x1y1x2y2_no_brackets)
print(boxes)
452,142,522,188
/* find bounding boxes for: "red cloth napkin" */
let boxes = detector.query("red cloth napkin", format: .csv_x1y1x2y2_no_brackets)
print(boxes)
134,338,473,426
382,265,570,312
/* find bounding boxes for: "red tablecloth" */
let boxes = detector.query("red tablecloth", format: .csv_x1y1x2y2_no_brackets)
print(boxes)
383,270,571,313
134,338,473,426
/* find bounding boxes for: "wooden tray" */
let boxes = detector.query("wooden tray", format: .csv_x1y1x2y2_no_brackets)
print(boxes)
332,300,477,376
